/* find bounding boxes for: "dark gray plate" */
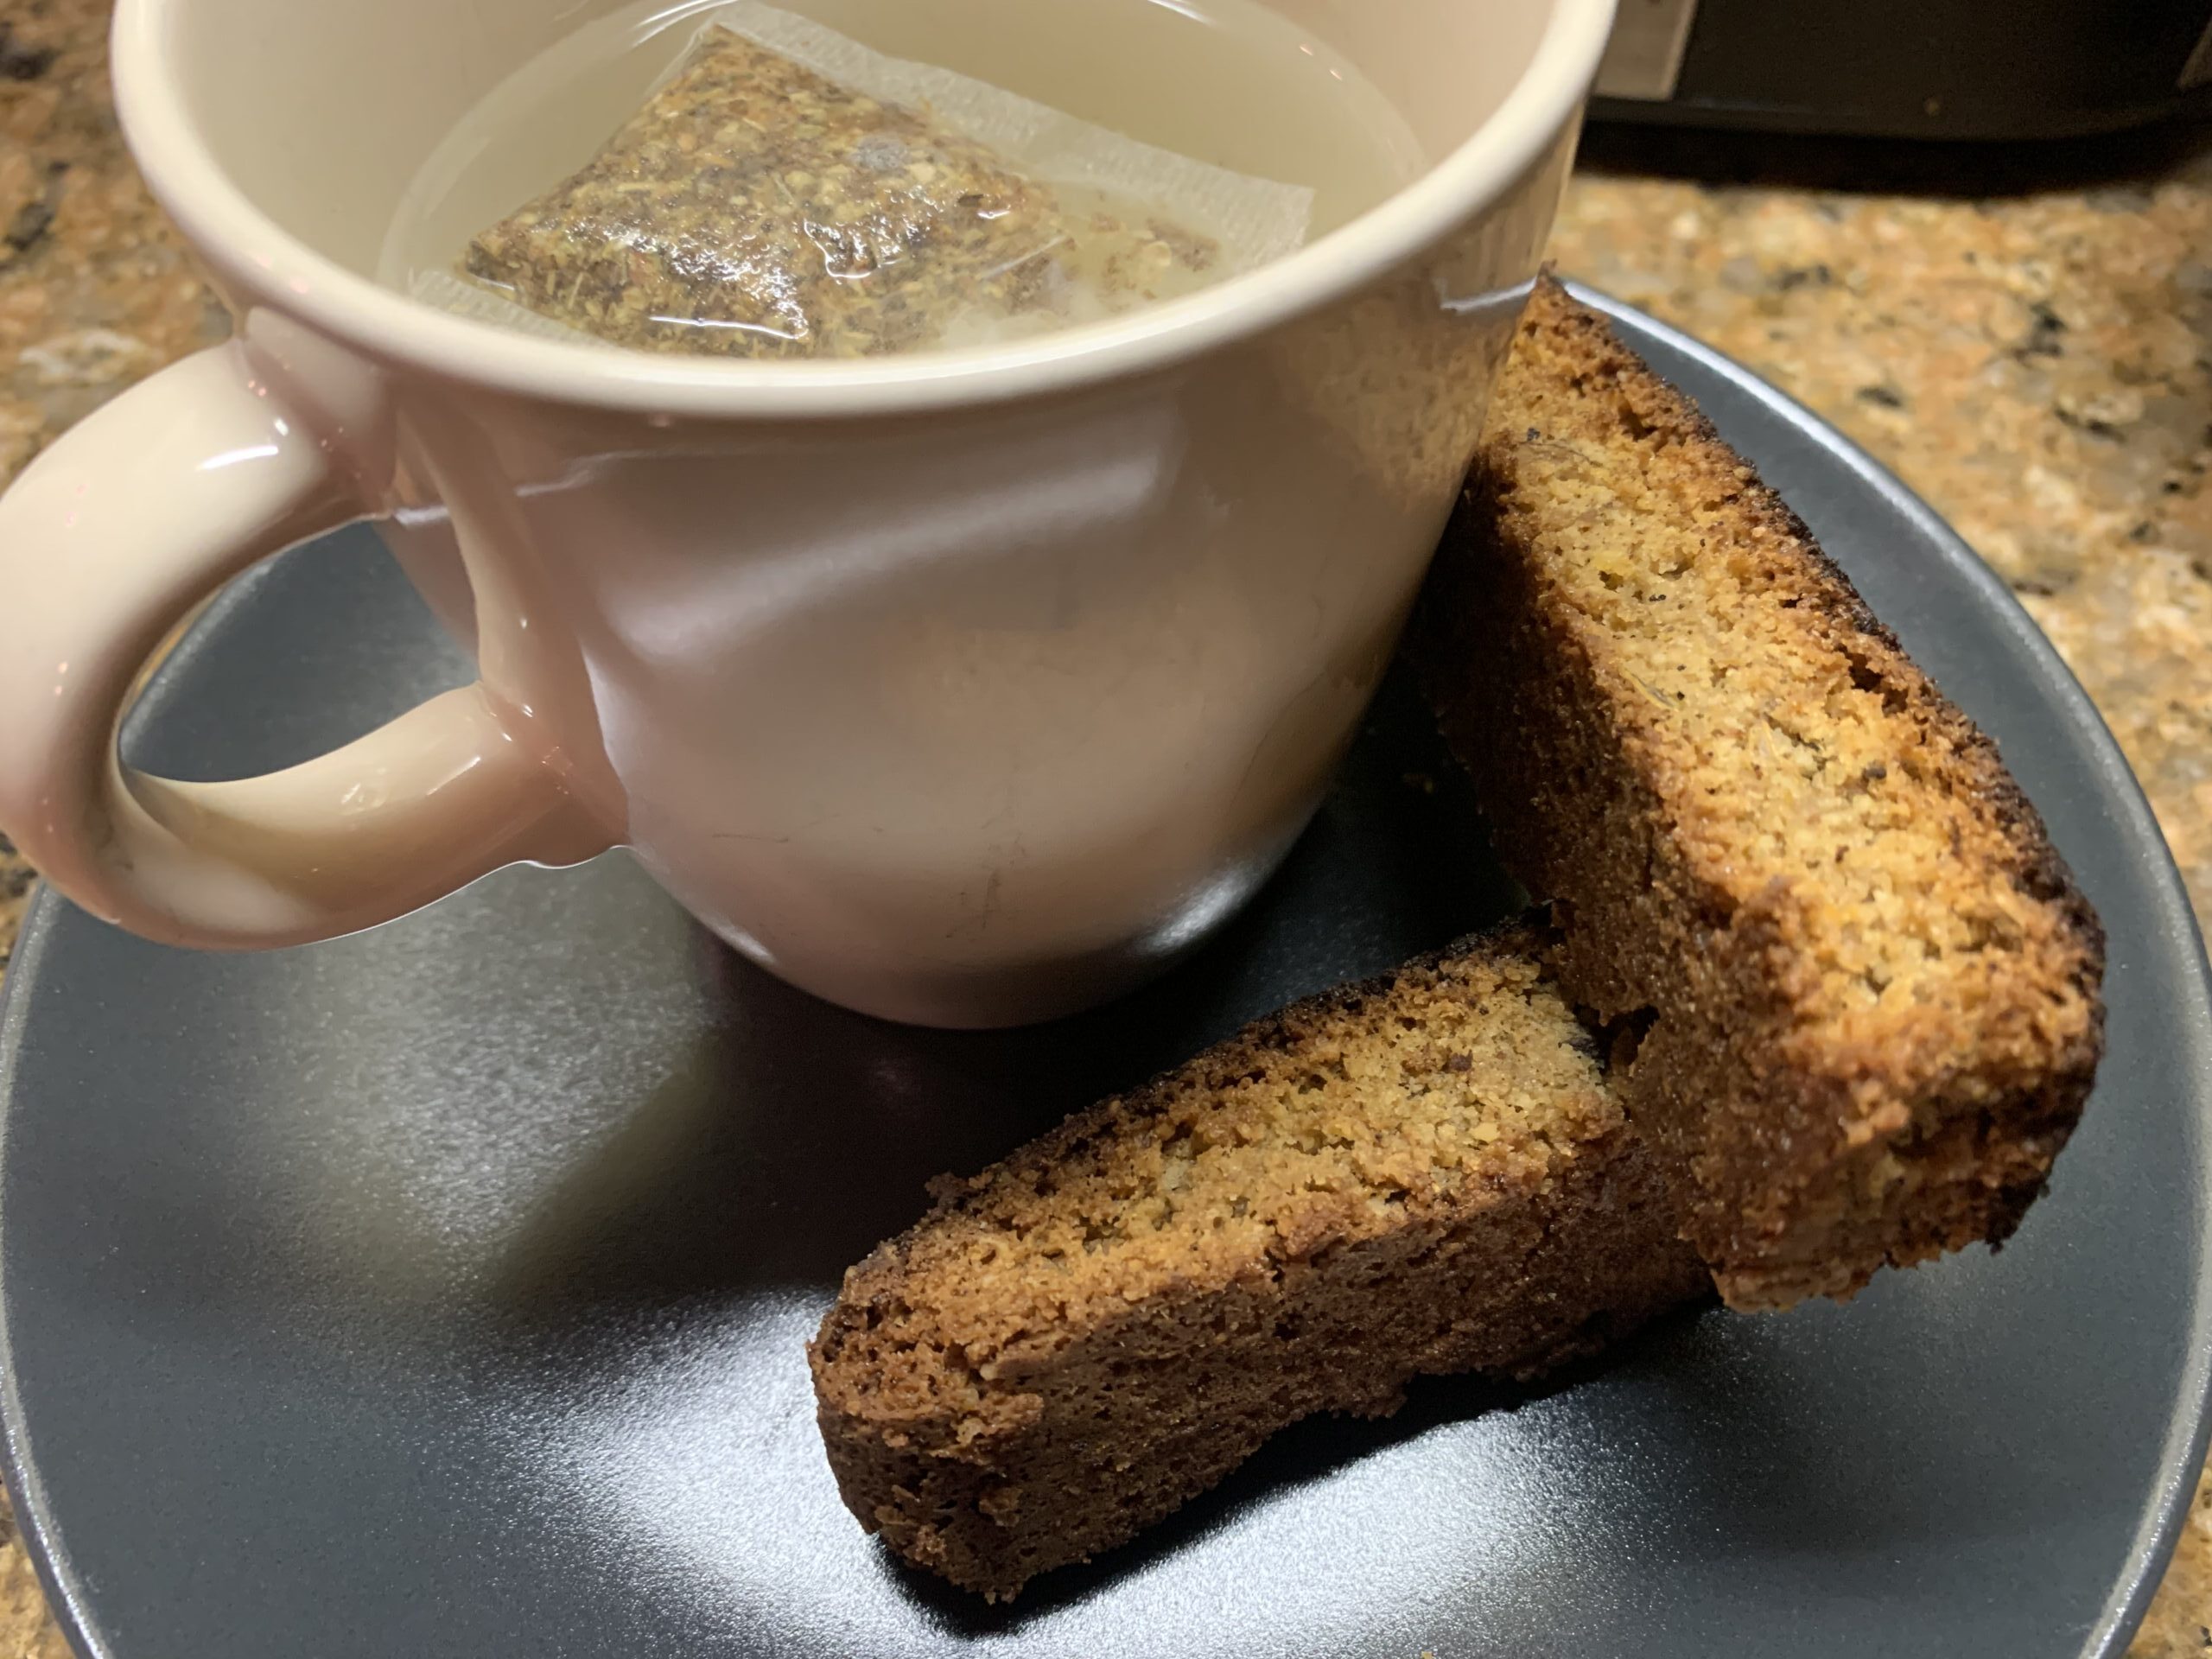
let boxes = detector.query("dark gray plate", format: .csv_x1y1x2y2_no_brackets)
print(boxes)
3,294,2209,1659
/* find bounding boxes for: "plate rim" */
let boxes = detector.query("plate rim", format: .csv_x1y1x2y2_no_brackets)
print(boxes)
0,288,2207,1659
0,879,102,1658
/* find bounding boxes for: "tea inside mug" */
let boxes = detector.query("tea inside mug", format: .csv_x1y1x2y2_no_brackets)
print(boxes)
378,0,1426,359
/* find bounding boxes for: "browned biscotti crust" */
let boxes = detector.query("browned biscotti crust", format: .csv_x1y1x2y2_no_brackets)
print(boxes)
808,927,1709,1599
1413,276,2106,1312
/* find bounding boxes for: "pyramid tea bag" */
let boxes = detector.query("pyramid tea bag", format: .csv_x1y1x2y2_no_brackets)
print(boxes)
442,5,1314,359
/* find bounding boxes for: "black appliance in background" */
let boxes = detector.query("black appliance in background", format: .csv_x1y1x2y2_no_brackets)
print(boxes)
1591,0,2212,139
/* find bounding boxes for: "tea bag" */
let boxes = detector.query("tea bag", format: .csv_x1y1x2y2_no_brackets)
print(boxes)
436,3,1313,359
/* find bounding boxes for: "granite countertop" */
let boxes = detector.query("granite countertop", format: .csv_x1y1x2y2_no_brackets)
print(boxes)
3,0,2210,1650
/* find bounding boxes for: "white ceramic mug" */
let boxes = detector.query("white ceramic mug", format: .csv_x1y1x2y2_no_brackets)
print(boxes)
0,0,1612,1027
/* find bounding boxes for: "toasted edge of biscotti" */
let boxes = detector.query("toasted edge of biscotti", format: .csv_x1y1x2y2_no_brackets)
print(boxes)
808,924,1709,1599
1414,275,2105,1310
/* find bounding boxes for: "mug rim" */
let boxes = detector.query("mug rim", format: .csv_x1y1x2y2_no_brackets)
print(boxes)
111,0,1617,418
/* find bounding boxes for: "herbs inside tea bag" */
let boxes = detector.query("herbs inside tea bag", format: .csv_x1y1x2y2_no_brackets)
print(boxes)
454,16,1312,359
464,29,1197,357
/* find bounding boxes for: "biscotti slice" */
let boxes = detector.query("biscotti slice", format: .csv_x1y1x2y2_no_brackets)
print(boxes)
1414,277,2105,1313
808,927,1709,1600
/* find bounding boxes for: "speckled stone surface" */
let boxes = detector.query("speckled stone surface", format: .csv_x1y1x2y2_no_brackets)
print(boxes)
0,0,2209,1649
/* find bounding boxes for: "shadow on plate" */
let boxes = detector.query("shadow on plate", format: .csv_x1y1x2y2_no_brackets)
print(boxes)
481,665,1528,1330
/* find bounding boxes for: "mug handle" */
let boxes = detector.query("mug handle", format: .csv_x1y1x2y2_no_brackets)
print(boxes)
0,341,611,950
